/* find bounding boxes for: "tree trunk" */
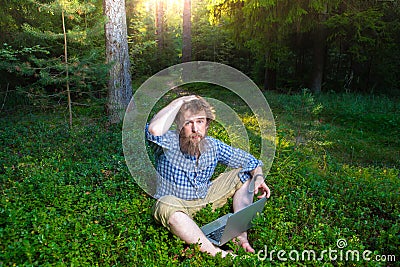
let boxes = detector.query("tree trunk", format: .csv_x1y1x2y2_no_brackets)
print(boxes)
155,0,165,50
182,0,191,63
62,10,72,128
310,9,328,94
310,25,327,93
104,0,133,124
264,68,277,91
263,51,277,91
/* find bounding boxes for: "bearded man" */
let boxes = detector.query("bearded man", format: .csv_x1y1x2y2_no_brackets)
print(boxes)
145,95,271,257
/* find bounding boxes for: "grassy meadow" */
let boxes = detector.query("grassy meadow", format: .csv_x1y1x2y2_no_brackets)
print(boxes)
0,88,399,266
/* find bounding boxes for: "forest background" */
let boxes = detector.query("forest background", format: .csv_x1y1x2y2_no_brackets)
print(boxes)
1,0,400,104
0,0,399,266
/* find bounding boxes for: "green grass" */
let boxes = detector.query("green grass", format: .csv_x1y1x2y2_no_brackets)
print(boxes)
0,90,399,266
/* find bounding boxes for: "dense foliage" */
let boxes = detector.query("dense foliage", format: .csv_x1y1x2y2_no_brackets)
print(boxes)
209,0,400,92
0,0,399,265
0,0,108,109
1,0,399,111
1,90,399,265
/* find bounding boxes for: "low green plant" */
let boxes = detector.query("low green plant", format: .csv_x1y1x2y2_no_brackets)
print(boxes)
0,90,398,266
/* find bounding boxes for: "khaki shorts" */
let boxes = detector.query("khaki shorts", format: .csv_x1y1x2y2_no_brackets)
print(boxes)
153,169,243,231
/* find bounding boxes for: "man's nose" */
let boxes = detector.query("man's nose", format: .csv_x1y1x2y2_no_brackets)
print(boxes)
191,123,198,132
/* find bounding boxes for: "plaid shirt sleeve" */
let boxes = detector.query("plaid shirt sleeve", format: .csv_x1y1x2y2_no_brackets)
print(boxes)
213,138,263,183
145,123,175,149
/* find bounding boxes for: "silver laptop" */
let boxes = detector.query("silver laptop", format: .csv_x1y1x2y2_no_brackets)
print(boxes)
200,197,267,246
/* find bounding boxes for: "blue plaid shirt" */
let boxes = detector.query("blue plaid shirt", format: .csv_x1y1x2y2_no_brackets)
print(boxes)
145,124,262,200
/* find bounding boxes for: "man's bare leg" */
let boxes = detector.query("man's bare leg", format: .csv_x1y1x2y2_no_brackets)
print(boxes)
232,179,256,253
168,211,234,257
168,179,256,255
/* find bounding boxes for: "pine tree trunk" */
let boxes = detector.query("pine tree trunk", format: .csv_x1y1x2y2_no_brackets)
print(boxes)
263,51,277,91
264,68,277,91
182,0,191,63
310,24,327,94
156,0,165,50
310,8,328,94
104,0,132,124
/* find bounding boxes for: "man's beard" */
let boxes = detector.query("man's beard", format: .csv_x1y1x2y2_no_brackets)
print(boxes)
179,131,204,156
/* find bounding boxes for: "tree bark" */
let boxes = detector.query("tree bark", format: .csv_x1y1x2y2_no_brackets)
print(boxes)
182,0,192,63
310,24,327,94
156,0,165,50
263,51,277,91
104,0,133,124
264,68,277,91
310,9,328,94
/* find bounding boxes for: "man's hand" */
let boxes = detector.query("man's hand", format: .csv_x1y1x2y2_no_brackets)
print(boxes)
250,166,271,198
254,177,271,199
149,95,198,136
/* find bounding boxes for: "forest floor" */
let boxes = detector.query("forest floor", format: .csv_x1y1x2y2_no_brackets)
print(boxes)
1,88,399,266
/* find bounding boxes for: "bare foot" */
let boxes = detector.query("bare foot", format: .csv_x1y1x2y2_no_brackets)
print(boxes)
234,234,255,253
238,241,255,253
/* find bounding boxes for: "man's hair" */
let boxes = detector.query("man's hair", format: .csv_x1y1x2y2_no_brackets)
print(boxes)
175,96,215,129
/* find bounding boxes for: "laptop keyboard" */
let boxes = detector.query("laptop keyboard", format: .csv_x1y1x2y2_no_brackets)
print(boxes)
206,225,226,241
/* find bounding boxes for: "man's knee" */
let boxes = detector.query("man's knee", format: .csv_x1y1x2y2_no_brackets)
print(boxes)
153,195,186,230
167,210,186,227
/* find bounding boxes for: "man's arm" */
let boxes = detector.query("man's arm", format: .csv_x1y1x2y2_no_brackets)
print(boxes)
250,166,271,198
148,95,198,136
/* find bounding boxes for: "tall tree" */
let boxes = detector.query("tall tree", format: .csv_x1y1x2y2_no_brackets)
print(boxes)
210,0,307,90
325,1,393,92
309,1,329,93
210,0,342,91
156,0,165,50
104,0,133,124
182,0,192,63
